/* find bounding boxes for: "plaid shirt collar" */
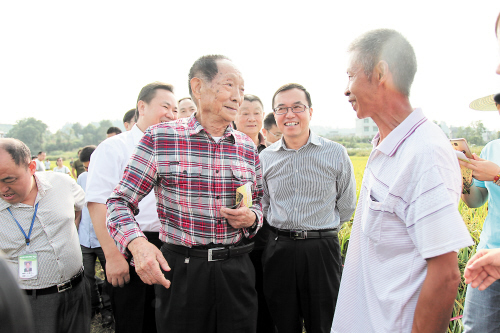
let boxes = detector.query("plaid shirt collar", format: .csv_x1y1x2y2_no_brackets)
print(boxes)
187,112,236,143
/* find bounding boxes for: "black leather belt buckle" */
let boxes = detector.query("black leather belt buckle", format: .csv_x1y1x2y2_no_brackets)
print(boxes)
291,230,307,240
57,281,72,293
208,247,227,261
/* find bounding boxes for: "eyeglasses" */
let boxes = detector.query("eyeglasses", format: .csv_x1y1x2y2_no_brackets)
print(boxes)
273,104,308,115
267,130,282,138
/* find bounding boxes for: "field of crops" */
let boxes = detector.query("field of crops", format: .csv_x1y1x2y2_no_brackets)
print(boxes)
344,155,487,333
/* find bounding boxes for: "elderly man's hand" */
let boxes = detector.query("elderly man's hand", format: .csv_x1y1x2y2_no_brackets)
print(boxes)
459,153,500,182
127,237,171,289
464,248,500,290
221,206,256,229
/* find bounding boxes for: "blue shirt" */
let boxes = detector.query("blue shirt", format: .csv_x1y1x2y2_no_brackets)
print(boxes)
474,138,500,250
77,172,100,248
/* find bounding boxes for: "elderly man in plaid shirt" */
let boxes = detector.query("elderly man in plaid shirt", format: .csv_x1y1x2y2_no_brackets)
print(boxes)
107,55,263,333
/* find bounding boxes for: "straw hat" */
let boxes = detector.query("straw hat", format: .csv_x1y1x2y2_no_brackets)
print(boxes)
469,93,500,111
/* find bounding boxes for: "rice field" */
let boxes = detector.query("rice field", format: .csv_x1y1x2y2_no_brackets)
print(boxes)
344,155,487,333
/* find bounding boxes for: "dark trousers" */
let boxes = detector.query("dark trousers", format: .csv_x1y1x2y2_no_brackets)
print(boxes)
248,249,275,333
155,243,258,333
81,245,111,312
111,232,161,333
28,277,91,333
262,234,342,333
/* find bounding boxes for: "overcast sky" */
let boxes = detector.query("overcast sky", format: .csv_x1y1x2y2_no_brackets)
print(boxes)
1,1,500,132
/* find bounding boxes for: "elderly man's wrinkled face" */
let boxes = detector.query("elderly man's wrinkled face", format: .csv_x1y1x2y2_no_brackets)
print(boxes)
0,149,36,204
198,60,245,123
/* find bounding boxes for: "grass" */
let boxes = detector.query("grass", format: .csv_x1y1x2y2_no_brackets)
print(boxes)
342,155,486,333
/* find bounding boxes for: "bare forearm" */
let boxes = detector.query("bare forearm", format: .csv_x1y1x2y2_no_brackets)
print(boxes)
412,253,460,333
88,202,124,257
75,210,82,230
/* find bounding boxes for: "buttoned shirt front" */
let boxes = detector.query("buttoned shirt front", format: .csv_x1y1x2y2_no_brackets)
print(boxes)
260,131,356,230
86,124,160,232
332,109,473,332
0,172,85,289
107,115,263,254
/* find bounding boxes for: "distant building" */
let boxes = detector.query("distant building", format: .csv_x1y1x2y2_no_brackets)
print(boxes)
355,118,378,137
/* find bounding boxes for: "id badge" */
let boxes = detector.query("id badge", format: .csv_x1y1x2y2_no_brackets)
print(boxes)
19,252,38,280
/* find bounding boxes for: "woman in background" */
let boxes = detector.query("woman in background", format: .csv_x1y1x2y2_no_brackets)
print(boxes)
53,157,71,175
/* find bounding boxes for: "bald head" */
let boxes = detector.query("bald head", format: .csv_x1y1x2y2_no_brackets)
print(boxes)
0,138,31,167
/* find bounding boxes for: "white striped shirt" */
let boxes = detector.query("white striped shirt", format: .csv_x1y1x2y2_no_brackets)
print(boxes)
260,131,356,230
0,172,85,289
332,109,473,332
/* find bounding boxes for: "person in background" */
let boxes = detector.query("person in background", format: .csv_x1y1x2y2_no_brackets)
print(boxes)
53,157,71,175
0,138,89,333
44,159,51,171
76,145,114,327
332,29,473,333
261,112,282,146
106,127,122,138
71,149,86,179
123,108,136,131
34,151,46,172
86,82,178,333
234,94,267,153
460,14,500,332
177,97,197,118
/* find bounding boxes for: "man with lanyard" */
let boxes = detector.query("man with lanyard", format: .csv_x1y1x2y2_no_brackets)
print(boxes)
106,55,263,333
0,138,89,333
86,82,178,333
260,83,357,333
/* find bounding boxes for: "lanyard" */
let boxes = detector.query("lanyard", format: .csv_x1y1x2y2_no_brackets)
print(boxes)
7,202,39,246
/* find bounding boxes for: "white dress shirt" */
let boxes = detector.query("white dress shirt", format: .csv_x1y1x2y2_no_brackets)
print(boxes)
86,124,160,232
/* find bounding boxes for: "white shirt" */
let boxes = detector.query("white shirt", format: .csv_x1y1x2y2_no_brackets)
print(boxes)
53,165,70,175
86,124,160,232
332,109,473,332
34,158,45,172
0,172,85,289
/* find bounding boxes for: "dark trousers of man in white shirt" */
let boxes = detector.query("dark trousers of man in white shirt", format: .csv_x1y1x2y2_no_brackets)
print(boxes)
263,233,343,333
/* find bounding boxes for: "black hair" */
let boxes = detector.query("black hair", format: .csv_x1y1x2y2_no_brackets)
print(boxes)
0,138,31,167
79,145,96,163
107,127,122,135
272,83,312,109
263,112,277,130
123,109,136,124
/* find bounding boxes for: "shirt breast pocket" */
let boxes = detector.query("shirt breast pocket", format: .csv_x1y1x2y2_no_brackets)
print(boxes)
361,188,392,244
230,160,255,188
163,163,202,188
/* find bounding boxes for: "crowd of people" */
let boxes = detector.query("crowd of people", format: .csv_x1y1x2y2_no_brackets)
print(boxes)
1,12,500,333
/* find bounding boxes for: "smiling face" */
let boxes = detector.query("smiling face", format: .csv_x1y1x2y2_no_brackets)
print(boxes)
234,100,264,139
178,98,197,119
345,51,379,119
273,88,313,145
197,60,245,124
0,149,36,204
138,88,178,129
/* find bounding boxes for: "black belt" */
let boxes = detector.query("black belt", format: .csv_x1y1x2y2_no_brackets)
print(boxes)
269,226,338,240
163,242,254,262
24,268,84,296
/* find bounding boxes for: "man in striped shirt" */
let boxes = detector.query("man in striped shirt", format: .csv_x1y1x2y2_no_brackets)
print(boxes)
106,55,263,333
332,29,473,333
260,83,357,333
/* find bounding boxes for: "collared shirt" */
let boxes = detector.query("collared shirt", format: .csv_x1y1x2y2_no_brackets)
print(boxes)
260,131,356,230
474,138,500,250
86,124,160,232
106,115,263,254
77,172,100,248
0,172,85,289
332,109,473,332
34,158,45,172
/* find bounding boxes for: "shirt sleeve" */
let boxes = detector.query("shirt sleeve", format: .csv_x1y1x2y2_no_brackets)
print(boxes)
405,165,473,259
106,129,158,254
336,147,357,223
244,150,264,238
71,177,86,212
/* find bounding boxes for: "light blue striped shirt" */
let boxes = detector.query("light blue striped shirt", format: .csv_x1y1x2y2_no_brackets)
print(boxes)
260,131,356,230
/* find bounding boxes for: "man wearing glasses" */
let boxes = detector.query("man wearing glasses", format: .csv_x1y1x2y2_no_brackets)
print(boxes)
262,112,282,146
260,83,356,333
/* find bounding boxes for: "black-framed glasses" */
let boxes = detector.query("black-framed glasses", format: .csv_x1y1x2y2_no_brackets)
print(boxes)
273,104,308,115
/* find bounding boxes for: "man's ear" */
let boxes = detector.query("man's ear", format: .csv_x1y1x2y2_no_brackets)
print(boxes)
191,77,203,102
375,60,389,83
28,161,36,175
137,100,145,116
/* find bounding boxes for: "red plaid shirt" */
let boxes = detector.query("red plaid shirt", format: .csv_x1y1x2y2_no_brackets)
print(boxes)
106,116,263,254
